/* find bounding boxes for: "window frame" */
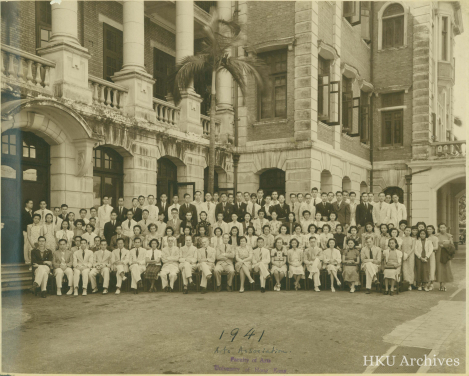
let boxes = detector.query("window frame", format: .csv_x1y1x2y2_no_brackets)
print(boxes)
343,1,361,26
379,3,407,50
381,109,404,147
153,47,176,101
103,23,123,82
441,16,450,62
35,1,52,49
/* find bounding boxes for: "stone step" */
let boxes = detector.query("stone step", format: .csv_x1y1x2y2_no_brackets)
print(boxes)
2,279,31,292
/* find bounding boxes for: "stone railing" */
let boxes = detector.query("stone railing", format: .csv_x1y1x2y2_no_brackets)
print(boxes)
1,44,55,93
430,140,466,159
153,97,180,126
201,114,221,136
89,75,128,112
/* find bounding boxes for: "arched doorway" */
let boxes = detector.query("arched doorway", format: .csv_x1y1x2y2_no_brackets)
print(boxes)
342,176,352,192
384,186,404,204
437,177,465,238
320,170,332,193
93,146,123,207
204,167,219,194
1,130,50,263
157,157,178,199
259,169,285,197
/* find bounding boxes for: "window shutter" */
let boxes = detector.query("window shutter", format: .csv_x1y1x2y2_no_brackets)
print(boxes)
360,104,370,142
349,97,361,136
318,75,330,121
431,112,437,141
326,81,341,126
343,2,355,17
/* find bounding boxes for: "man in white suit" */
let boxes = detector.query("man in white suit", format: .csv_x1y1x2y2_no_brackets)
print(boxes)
246,194,261,220
299,193,316,222
128,237,146,294
121,210,138,237
89,239,112,294
389,194,407,228
98,196,113,229
204,192,217,225
372,192,391,234
145,195,159,223
197,238,216,294
72,239,94,296
179,235,198,294
111,238,129,295
34,200,53,225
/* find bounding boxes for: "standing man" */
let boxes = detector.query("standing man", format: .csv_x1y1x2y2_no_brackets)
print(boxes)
52,207,63,232
167,208,182,241
98,196,114,229
128,237,146,294
204,192,216,225
89,239,112,295
311,187,321,207
385,193,392,204
157,193,169,222
192,191,205,222
115,197,128,223
389,194,407,228
271,191,279,206
327,192,336,204
227,193,235,205
168,194,181,218
215,193,233,223
246,193,261,220
262,196,273,221
179,235,198,294
34,200,53,224
299,193,316,222
355,192,373,235
179,193,198,227
332,191,351,230
22,199,34,265
89,207,101,237
72,239,93,296
256,189,266,207
111,238,129,295
130,198,143,222
368,192,375,206
53,239,74,295
274,195,289,222
145,195,159,223
252,237,271,293
121,210,138,237
137,195,146,212
315,193,333,221
349,192,358,227
233,192,247,219
288,193,300,221
342,191,351,204
197,238,215,294
372,192,391,234
103,212,119,245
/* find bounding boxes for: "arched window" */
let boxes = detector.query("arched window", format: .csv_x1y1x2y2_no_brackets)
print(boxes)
157,157,178,200
379,3,406,50
259,169,285,197
93,146,123,207
320,170,333,193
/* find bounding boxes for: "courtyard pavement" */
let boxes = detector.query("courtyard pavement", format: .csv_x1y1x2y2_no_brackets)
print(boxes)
2,246,466,374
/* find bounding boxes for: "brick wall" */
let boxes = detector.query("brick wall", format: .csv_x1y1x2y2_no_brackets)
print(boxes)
340,134,370,159
318,2,334,45
144,17,176,75
1,1,36,54
318,122,334,146
341,20,371,81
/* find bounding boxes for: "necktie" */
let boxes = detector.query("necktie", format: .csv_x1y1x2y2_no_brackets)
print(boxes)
55,217,57,225
252,204,255,217
29,210,32,217
137,248,139,258
120,207,122,215
119,249,122,260
208,202,210,211
369,248,373,260
144,220,146,226
151,250,154,260
380,202,382,210
112,221,115,226
82,250,84,260
205,247,207,258
42,210,44,220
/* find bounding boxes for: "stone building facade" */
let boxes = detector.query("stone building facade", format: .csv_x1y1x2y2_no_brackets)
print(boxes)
0,1,465,265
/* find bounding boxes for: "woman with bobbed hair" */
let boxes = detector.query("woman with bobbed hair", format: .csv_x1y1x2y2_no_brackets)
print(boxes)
235,236,255,293
342,238,360,293
271,238,287,291
435,223,454,291
322,238,342,292
382,238,402,296
287,238,304,290
414,229,433,291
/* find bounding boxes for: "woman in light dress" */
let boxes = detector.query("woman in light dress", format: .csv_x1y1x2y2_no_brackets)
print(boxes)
55,220,74,249
291,224,306,250
349,196,358,227
342,238,360,293
145,223,161,250
361,222,378,248
27,214,44,252
377,224,390,250
426,225,439,290
304,236,323,291
82,223,97,248
268,211,282,236
435,223,454,291
211,227,224,249
259,225,275,250
327,212,340,234
235,236,255,293
275,225,291,248
382,238,402,296
311,212,324,232
43,213,57,251
319,224,334,250
145,238,162,292
414,229,433,291
129,225,143,249
245,226,258,249
271,238,288,292
400,226,415,290
304,224,320,246
288,238,304,291
322,238,342,292
387,228,403,249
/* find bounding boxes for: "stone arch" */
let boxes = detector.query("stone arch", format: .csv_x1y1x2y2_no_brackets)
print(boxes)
320,170,333,193
342,176,352,191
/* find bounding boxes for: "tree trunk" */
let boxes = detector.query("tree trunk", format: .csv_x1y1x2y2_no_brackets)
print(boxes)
208,69,217,194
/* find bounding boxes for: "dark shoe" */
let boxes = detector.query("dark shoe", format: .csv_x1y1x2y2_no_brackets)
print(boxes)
41,291,46,298
136,288,139,294
384,290,389,295
133,289,137,294
189,281,196,288
170,288,174,293
164,286,169,292
183,287,188,294
201,287,207,294
216,285,222,292
366,289,371,294
227,285,232,292
261,287,265,293
30,282,39,295
137,280,143,288
390,291,394,296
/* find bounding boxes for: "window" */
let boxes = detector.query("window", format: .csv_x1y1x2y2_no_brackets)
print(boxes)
441,16,449,61
381,92,404,146
93,147,123,207
103,23,123,82
258,50,287,120
341,76,360,136
23,141,36,158
360,91,370,143
2,134,16,155
317,56,340,125
36,1,52,48
343,1,361,26
382,91,404,107
153,48,175,101
382,3,404,49
93,148,122,171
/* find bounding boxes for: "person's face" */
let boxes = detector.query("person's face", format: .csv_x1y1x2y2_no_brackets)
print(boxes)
366,224,372,232
118,198,124,207
385,195,391,203
271,212,277,220
295,227,301,234
171,210,178,218
236,193,242,202
330,214,336,222
381,226,387,234
134,227,141,235
39,201,47,209
336,193,343,201
53,208,60,216
38,238,46,247
61,221,69,230
217,214,224,222
244,214,251,222
80,240,87,249
279,195,285,203
288,214,294,221
100,242,107,250
200,213,207,221
61,207,68,215
389,240,396,249
195,192,201,201
150,225,157,233
280,226,287,235
148,196,154,205
418,224,425,231
392,195,399,203
103,197,109,205
213,193,219,202
168,238,175,247
291,196,297,203
143,212,149,219
298,194,303,202
117,240,124,249
80,211,86,218
321,194,327,202
427,227,434,236
257,239,264,248
251,196,256,203
134,239,142,248
350,228,357,235
132,200,138,207
244,193,250,202
239,239,246,247
258,211,265,219
378,193,385,202
368,193,374,202
350,194,356,202
127,212,133,220
328,240,335,249
221,195,227,203
366,237,373,247
362,194,368,203
305,195,311,203
439,225,447,233
138,197,145,206
26,201,33,209
257,191,264,198
327,193,334,201
185,195,191,203
336,226,342,234
272,192,278,201
405,228,411,236
388,224,394,230
304,213,310,220
151,241,158,249
343,192,349,200
391,230,398,238
315,213,322,221
419,231,426,240
265,197,271,204
323,226,329,234
347,240,355,249
205,193,212,202
263,227,270,235
400,224,406,231
116,227,122,234
186,213,192,221
76,222,83,229
59,241,67,251
228,195,234,203
90,209,97,217
185,236,193,246
161,194,167,202
111,213,117,222
223,235,230,244
86,225,93,233
231,214,238,222
202,238,209,248
312,190,318,198
173,196,179,204
159,214,165,221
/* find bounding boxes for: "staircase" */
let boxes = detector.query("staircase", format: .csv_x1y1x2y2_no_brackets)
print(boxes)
2,263,32,291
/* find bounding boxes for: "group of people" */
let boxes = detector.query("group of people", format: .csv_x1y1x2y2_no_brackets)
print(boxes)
23,188,455,298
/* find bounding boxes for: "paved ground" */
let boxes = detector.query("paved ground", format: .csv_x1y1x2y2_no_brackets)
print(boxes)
2,247,466,374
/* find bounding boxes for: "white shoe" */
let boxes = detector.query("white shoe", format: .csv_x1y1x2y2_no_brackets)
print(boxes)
121,274,127,281
82,289,87,296
418,287,422,291
115,288,121,295
336,280,341,286
408,286,412,291
424,287,429,292
277,285,281,291
350,288,355,293
67,288,73,295
92,288,98,293
57,289,62,296
331,287,336,292
429,284,433,291
239,288,244,293
103,289,108,295
74,288,78,296
314,287,320,292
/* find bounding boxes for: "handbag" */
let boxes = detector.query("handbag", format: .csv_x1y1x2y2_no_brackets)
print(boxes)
440,243,455,264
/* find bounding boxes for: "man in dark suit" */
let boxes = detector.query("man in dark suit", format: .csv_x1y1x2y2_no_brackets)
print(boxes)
332,191,351,230
355,192,373,235
179,193,198,226
129,198,143,223
109,225,130,250
273,194,289,222
233,192,247,219
256,189,266,207
115,197,128,223
315,192,333,221
215,193,234,223
103,212,120,245
22,198,34,264
157,193,170,222
58,204,68,220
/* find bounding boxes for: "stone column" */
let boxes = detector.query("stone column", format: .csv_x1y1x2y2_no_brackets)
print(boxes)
331,2,342,150
236,0,248,146
37,0,92,104
174,1,204,134
112,1,156,122
216,1,234,141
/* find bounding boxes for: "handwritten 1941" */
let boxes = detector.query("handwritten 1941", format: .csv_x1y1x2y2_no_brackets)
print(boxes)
220,328,265,342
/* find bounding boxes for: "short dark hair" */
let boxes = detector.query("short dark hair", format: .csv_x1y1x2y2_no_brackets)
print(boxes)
38,236,46,241
58,239,67,244
184,193,191,198
61,204,68,208
79,208,87,214
138,195,145,199
311,187,318,192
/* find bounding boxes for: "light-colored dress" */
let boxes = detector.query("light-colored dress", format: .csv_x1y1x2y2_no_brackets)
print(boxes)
328,221,340,234
291,233,306,249
342,248,360,282
383,249,402,281
349,202,357,227
269,220,282,236
287,248,304,278
435,233,454,283
322,248,341,274
235,246,253,272
43,223,57,251
270,248,287,274
427,234,438,281
401,236,415,284
28,224,43,248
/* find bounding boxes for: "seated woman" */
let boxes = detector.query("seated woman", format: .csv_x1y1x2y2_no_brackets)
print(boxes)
145,223,161,250
361,235,382,294
319,224,334,250
259,225,275,250
161,227,175,250
288,238,304,291
245,225,258,249
414,229,433,291
382,238,403,296
311,212,324,232
194,226,210,249
73,219,85,238
285,212,300,236
196,211,212,237
228,226,241,247
30,236,53,298
268,210,282,236
322,238,342,292
211,227,225,249
343,226,362,251
327,212,340,234
145,238,162,292
377,224,390,250
361,222,378,247
235,236,255,293
342,238,360,293
82,223,97,247
129,225,143,249
291,224,306,250
304,236,323,291
55,220,74,250
178,227,193,247
275,224,291,248
387,228,403,249
270,238,288,292
333,224,346,254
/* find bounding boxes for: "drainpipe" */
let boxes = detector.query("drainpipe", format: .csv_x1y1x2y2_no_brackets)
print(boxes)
233,1,239,193
369,1,374,192
405,167,432,224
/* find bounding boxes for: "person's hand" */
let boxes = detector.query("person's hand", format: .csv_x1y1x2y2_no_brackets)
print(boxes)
33,263,39,267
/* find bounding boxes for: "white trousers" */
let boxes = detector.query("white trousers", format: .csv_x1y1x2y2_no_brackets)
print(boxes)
198,262,214,288
160,264,178,289
129,264,146,289
214,263,235,286
73,268,90,289
114,264,126,288
89,267,110,289
24,232,32,264
34,265,50,291
306,258,322,287
253,263,270,287
54,267,73,288
362,262,379,289
179,262,197,286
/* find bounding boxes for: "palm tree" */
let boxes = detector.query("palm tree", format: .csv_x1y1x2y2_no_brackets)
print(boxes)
171,10,269,194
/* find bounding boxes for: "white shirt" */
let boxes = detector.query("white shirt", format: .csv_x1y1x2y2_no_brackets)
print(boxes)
121,219,138,237
98,205,113,226
52,215,63,232
145,204,159,222
34,208,53,224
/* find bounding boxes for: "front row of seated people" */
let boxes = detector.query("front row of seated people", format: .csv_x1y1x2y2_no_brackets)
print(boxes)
30,229,407,297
